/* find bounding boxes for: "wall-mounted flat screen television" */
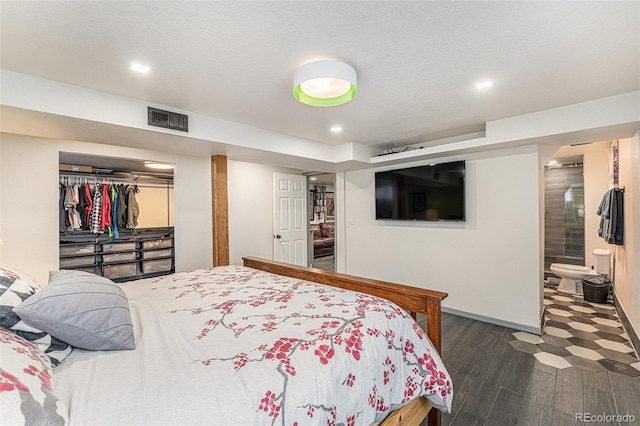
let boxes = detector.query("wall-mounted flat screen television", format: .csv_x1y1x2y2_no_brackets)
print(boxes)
375,160,465,221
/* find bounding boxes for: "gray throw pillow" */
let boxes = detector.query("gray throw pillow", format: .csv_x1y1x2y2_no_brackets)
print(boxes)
0,263,72,366
14,270,135,351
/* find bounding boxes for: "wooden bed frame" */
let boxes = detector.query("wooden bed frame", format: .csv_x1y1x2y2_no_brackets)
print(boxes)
243,257,448,426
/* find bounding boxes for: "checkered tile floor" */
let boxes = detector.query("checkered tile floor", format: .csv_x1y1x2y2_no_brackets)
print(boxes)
509,287,640,377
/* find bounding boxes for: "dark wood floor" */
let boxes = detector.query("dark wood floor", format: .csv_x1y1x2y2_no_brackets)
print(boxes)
311,254,334,271
417,313,640,426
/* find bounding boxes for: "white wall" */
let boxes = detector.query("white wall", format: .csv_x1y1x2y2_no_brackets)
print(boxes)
227,160,299,266
0,133,212,284
614,133,640,341
342,148,543,332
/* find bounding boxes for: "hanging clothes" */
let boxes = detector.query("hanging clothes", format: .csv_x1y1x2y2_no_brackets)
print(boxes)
77,183,88,229
83,183,93,230
100,183,113,236
110,185,119,239
117,184,127,229
59,183,68,234
64,183,82,231
126,185,140,229
90,185,103,234
64,184,73,229
597,188,624,245
73,184,82,230
59,175,147,234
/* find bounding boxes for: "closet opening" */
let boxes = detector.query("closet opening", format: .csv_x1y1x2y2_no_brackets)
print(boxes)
58,153,175,282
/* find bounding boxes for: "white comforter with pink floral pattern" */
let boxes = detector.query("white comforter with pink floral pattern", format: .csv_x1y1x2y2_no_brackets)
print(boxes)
53,265,452,425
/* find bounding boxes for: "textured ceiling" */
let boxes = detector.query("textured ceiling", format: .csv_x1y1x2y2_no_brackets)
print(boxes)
1,1,639,150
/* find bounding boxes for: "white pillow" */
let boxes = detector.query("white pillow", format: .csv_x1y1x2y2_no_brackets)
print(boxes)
15,270,135,351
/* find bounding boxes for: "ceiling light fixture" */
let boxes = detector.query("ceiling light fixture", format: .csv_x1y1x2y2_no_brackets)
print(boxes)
131,62,150,74
145,162,174,170
293,60,357,107
330,125,344,134
475,80,494,90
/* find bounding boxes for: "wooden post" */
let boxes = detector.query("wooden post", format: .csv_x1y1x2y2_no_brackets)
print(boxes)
211,155,229,266
426,299,442,354
428,408,441,426
426,299,442,426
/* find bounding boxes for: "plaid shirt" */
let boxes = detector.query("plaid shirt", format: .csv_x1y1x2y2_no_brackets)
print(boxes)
90,186,102,234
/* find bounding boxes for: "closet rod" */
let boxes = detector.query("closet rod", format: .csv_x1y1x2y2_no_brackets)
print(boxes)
59,173,173,188
59,169,173,180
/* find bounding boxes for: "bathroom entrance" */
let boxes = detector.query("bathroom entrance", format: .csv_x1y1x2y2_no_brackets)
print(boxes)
544,159,584,280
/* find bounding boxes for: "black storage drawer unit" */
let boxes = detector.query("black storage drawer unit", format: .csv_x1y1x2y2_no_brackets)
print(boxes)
103,263,138,280
141,248,172,259
60,255,96,268
102,242,136,253
102,251,137,263
60,243,94,256
141,239,172,250
141,259,172,274
59,227,174,282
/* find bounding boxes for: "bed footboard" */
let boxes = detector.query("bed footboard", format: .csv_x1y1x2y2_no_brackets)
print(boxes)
243,257,448,351
380,397,433,426
242,257,448,426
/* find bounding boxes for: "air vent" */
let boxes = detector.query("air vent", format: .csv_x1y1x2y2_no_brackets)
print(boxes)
148,107,189,132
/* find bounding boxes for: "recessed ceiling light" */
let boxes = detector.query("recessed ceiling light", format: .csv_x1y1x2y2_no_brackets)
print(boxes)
145,162,173,170
330,126,343,134
131,62,150,74
310,177,317,181
475,80,494,90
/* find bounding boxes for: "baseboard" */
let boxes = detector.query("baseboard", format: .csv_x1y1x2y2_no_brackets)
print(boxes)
613,292,640,359
442,307,543,335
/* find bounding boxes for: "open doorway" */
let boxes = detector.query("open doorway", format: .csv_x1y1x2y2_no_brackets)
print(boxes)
543,140,611,286
308,173,335,271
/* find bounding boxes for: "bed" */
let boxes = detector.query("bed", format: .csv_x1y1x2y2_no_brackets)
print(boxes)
0,257,451,426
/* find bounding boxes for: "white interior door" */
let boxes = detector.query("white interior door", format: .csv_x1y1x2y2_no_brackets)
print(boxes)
273,173,307,266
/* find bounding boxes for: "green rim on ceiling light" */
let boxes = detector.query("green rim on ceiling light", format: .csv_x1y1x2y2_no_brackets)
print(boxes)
293,84,357,107
293,60,358,107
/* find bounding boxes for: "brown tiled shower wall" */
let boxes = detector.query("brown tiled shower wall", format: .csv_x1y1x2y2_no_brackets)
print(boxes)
544,164,584,277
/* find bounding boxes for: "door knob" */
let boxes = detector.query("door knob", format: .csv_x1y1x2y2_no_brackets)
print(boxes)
275,234,282,239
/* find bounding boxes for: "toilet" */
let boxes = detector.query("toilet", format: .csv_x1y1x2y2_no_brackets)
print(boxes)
550,249,611,294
